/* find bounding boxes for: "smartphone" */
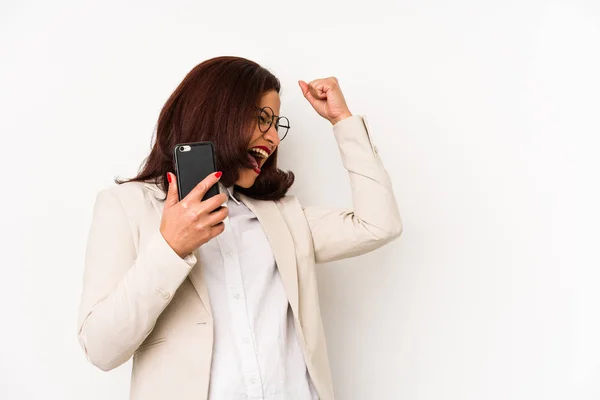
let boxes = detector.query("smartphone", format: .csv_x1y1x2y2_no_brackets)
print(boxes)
173,141,220,202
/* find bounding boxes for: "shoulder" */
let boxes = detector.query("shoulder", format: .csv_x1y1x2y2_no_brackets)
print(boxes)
93,181,160,216
275,193,302,210
96,181,148,202
274,194,310,225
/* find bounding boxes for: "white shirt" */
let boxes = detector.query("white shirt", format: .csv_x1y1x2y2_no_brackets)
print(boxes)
197,183,319,400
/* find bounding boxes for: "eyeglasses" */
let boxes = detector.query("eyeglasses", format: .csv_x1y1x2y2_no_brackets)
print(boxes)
256,106,290,141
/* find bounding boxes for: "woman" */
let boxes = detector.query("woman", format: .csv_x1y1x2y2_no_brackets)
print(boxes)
77,56,402,400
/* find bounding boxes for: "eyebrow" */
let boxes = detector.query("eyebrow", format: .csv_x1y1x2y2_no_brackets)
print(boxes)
259,107,281,118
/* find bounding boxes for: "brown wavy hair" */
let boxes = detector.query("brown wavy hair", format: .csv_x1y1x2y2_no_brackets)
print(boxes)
118,56,294,201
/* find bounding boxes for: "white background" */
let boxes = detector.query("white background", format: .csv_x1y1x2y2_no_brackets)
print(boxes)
1,1,599,399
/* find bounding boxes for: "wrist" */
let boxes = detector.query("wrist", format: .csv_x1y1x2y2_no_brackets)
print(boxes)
160,228,187,259
330,112,353,125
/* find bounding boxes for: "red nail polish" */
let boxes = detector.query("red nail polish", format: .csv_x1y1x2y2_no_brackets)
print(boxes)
215,171,223,178
167,173,172,183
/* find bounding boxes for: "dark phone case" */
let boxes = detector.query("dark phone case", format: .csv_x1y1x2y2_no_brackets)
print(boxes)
174,141,220,201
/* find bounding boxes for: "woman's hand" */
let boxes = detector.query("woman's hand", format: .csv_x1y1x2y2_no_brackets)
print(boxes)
160,172,229,258
298,77,353,125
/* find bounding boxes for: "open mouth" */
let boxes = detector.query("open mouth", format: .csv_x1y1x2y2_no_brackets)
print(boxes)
247,146,270,174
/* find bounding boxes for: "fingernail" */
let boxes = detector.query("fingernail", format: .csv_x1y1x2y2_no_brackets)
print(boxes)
215,171,222,178
167,173,172,183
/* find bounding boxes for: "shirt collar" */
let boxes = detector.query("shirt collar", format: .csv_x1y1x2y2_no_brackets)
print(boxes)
218,182,241,205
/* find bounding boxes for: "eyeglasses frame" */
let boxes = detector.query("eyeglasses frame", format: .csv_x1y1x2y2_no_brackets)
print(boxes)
256,106,290,141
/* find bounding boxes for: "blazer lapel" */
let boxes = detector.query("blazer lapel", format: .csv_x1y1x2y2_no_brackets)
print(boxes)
142,183,298,318
237,193,300,317
143,182,213,317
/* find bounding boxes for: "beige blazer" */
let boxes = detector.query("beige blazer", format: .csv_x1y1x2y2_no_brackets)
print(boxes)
77,115,402,400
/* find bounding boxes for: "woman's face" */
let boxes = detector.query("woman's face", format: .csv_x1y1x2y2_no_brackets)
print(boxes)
235,90,282,188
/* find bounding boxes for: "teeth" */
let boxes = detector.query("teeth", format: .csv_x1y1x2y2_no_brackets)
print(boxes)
248,147,268,159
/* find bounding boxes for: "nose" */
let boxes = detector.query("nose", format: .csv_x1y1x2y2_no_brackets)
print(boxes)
263,123,280,146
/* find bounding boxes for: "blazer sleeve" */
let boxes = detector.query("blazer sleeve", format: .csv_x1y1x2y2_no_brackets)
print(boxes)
77,189,196,371
302,115,403,264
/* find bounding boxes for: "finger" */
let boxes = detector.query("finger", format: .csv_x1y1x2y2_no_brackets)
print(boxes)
185,171,222,202
165,172,179,207
204,205,229,227
298,80,317,106
182,193,226,224
308,79,328,99
200,192,228,214
210,221,226,238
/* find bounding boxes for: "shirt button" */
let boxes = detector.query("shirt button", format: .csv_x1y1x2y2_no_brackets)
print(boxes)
162,291,171,300
226,252,234,259
243,337,249,343
251,377,257,384
234,293,240,299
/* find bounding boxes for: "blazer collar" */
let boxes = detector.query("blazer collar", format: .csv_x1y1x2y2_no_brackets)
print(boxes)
142,181,300,318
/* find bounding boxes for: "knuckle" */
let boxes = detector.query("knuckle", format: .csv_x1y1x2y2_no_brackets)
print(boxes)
189,208,201,220
197,224,208,236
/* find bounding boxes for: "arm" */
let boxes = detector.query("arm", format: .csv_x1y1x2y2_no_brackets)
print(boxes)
77,189,196,371
303,115,403,264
